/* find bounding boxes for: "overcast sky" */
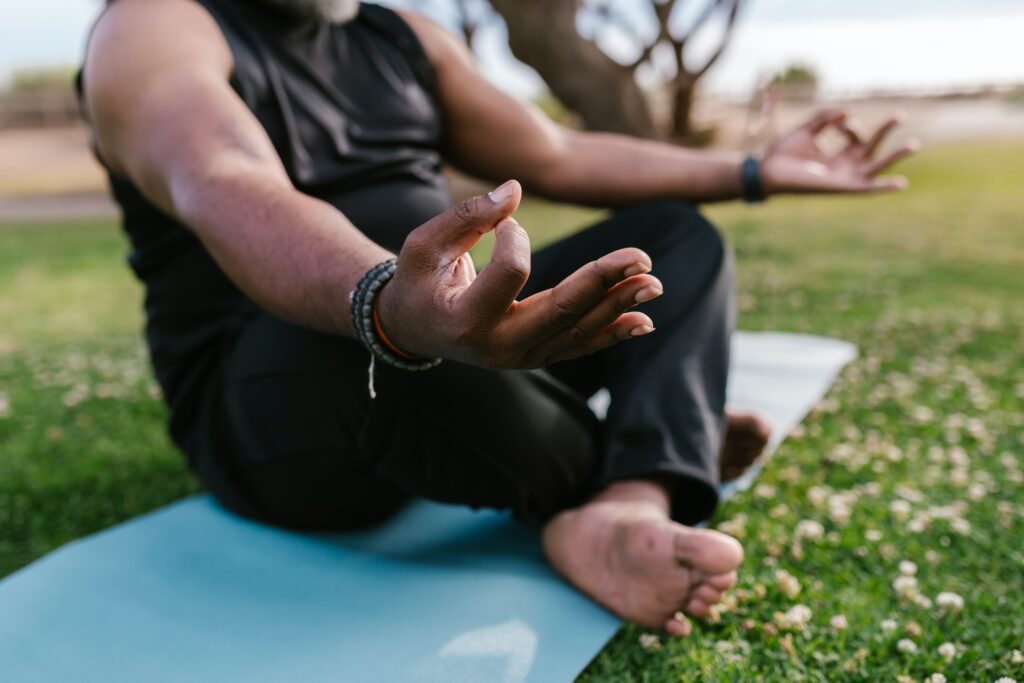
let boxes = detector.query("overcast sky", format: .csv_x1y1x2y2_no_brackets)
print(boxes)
0,0,1021,98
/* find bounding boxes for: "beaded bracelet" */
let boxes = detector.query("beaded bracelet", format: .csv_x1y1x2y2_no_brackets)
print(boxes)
349,258,442,373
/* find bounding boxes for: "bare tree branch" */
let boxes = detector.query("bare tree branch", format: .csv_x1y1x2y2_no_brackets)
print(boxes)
693,0,741,78
677,0,724,47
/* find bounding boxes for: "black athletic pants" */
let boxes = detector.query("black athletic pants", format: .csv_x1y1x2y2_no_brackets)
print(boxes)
200,201,734,529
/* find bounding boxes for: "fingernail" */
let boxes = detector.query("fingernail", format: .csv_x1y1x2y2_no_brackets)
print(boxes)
623,262,650,277
488,180,517,204
635,285,663,303
631,325,655,336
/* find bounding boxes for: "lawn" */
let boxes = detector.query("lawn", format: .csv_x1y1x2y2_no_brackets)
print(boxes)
1,141,1022,682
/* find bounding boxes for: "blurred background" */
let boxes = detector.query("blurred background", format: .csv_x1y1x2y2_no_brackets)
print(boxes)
1,0,1023,213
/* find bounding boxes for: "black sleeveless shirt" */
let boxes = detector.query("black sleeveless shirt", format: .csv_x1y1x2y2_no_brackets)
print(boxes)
83,1,453,452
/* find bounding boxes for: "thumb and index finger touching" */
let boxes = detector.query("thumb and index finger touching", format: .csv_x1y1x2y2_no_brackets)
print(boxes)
415,179,523,263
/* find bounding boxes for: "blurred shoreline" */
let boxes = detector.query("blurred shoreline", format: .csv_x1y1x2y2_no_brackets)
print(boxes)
1,94,1022,222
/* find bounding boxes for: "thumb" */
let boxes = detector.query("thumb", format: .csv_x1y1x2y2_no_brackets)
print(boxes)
418,180,522,262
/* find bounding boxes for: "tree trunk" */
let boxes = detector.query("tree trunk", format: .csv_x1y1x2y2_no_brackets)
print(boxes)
670,74,710,144
488,0,658,138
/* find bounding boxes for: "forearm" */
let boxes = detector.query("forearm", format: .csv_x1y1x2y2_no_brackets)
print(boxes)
533,130,745,207
173,169,392,336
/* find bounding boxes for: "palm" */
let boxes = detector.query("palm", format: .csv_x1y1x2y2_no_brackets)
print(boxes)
761,110,918,195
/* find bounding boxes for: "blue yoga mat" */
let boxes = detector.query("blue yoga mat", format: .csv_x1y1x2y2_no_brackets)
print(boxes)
0,332,855,683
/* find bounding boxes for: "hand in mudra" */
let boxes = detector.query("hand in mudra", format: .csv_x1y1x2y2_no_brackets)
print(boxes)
761,109,920,195
377,180,662,369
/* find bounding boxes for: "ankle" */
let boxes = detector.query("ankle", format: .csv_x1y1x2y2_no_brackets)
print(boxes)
591,478,673,515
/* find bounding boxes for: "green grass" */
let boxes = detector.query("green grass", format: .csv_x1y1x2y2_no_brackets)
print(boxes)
1,142,1023,682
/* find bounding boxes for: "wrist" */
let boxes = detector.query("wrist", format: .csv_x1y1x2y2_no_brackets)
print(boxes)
372,281,421,360
739,154,767,203
350,259,440,371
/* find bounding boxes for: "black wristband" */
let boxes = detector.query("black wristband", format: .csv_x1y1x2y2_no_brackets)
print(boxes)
740,155,766,204
350,258,441,371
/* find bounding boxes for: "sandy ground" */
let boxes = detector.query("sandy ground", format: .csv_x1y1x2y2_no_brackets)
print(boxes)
1,96,1022,222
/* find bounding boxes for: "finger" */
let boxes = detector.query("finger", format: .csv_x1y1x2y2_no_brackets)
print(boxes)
403,179,522,266
460,218,532,321
865,140,920,176
536,310,655,366
805,109,847,134
513,247,655,341
529,274,661,365
664,611,692,637
836,120,864,148
866,176,909,192
862,115,903,157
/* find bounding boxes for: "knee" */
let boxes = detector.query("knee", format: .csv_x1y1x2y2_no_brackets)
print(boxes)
622,200,725,260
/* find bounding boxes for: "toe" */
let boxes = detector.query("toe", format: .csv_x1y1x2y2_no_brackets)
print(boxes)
674,529,744,574
692,583,724,605
684,597,712,617
706,570,738,592
664,611,692,637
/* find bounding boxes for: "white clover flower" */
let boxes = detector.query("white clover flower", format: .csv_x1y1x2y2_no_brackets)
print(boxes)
880,618,899,632
795,519,825,542
717,513,748,539
899,560,918,576
937,642,958,662
968,482,987,501
897,638,918,654
714,638,751,662
993,678,1017,683
891,499,912,519
913,594,934,609
893,575,919,601
912,405,934,422
935,592,964,615
754,483,776,499
775,569,801,599
1011,650,1024,664
896,485,925,503
924,674,947,683
807,486,830,508
865,529,883,542
950,517,972,535
830,614,848,631
908,516,929,534
638,633,661,651
773,604,813,631
829,502,852,526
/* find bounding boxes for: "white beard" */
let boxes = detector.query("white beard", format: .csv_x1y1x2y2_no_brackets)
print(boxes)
256,0,360,23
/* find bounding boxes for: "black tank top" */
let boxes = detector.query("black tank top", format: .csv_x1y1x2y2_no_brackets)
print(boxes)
81,1,452,450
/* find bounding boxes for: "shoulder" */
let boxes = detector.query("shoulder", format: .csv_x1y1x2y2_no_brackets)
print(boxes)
393,9,475,73
85,0,232,92
82,0,235,175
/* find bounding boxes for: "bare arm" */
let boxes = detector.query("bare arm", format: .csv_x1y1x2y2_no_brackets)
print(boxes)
84,0,391,336
402,12,915,207
84,0,662,368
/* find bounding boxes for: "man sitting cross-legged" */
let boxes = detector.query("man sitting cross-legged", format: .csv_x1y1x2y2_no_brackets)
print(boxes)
80,0,914,634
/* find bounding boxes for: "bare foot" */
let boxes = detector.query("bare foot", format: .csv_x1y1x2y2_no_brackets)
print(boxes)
720,410,773,482
542,480,743,636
